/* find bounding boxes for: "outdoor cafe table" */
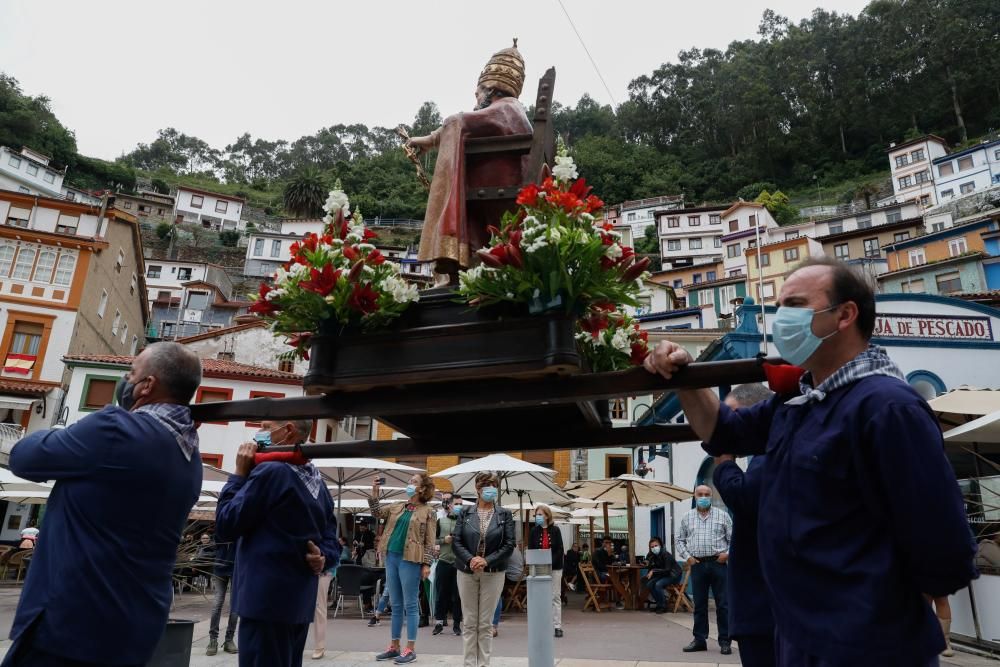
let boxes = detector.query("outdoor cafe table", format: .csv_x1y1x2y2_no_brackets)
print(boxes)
608,564,647,610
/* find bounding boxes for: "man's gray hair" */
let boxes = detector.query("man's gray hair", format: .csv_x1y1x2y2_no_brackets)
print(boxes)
144,342,202,404
727,383,774,409
283,419,313,443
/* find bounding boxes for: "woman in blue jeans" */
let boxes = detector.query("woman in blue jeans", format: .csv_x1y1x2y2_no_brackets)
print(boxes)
369,474,437,664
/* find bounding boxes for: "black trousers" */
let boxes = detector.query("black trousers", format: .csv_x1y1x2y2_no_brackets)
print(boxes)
690,559,729,644
737,633,776,667
238,617,309,667
434,559,463,624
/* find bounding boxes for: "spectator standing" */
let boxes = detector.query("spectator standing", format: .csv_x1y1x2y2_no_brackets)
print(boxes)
641,537,682,614
529,505,565,637
207,538,239,656
311,536,349,660
977,533,1000,569
713,382,775,666
675,485,732,655
357,522,376,562
216,419,340,667
645,257,977,665
1,342,203,667
434,494,464,636
452,472,515,667
369,474,437,664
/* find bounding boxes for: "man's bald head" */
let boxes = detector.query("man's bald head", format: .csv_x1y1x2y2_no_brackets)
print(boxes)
695,485,713,498
780,257,876,340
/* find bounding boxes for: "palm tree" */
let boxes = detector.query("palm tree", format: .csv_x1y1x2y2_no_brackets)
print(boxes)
282,169,327,218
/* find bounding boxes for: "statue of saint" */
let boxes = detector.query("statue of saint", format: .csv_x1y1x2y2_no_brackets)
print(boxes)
407,40,532,286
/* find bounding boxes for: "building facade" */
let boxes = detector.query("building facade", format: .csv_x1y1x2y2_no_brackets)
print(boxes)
814,217,926,285
720,203,779,278
115,190,176,226
878,253,988,296
143,260,234,309
745,235,825,304
619,194,684,238
933,139,1000,203
683,276,747,329
173,186,245,230
0,146,67,199
655,205,728,269
883,217,997,273
887,134,949,208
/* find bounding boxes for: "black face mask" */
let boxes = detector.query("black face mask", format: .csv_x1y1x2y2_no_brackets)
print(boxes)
116,377,145,412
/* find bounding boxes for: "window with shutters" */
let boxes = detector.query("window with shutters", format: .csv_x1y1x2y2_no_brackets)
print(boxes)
523,450,555,467
80,375,119,411
863,238,880,258
112,310,121,335
688,238,702,250
948,237,968,257
834,244,850,260
783,248,800,262
958,156,974,171
195,386,234,425
190,195,204,209
98,290,108,317
935,272,962,294
56,215,79,235
278,359,295,373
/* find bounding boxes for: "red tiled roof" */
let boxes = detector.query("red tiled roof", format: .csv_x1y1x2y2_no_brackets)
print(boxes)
0,378,61,396
63,355,302,384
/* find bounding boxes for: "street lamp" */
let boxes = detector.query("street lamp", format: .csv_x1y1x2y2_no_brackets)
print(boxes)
573,449,586,481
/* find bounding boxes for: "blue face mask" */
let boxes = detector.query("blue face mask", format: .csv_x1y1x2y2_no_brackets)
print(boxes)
651,545,661,555
253,431,272,448
405,484,417,498
771,305,840,367
535,515,545,526
480,486,498,502
696,497,712,510
452,505,462,516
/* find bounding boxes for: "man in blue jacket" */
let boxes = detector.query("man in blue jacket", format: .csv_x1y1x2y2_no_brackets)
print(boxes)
646,257,977,666
712,383,776,667
216,418,340,667
207,536,239,655
1,342,204,666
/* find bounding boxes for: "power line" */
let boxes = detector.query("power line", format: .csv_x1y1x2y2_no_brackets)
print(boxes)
554,0,618,109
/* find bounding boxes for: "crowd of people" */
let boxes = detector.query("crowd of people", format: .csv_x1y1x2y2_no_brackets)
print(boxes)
0,257,988,667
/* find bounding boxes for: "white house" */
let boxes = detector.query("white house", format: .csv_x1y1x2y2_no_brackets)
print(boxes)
809,201,921,237
173,186,246,231
655,205,728,270
619,194,684,239
887,134,949,209
719,202,779,278
143,260,233,309
0,146,67,198
932,139,1000,203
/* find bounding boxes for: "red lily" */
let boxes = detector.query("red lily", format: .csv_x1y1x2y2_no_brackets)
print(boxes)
249,283,278,315
621,256,651,282
288,333,312,360
630,341,649,365
477,249,504,268
585,195,605,213
367,249,386,265
343,244,359,262
569,177,591,200
299,264,341,297
348,260,365,282
516,183,541,207
302,233,319,253
363,228,378,241
506,243,524,269
579,312,610,337
348,283,380,315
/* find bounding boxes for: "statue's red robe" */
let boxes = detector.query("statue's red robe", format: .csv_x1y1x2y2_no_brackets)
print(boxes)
417,96,532,268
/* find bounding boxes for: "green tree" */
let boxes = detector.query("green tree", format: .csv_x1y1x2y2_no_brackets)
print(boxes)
282,169,328,218
755,190,799,226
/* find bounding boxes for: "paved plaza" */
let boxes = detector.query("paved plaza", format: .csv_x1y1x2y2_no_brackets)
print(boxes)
0,586,995,666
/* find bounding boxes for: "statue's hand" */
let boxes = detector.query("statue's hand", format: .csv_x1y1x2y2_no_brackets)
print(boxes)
406,135,434,154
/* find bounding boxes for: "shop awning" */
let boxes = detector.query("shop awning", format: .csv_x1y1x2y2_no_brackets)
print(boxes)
0,396,38,411
929,387,1000,428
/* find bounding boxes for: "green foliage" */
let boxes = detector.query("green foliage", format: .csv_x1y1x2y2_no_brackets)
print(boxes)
155,222,173,240
754,190,800,226
737,182,778,201
282,169,328,218
150,178,170,194
69,155,136,192
219,230,240,247
0,74,78,169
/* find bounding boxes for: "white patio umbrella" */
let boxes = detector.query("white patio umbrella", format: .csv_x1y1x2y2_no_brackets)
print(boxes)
565,475,692,564
0,490,50,504
433,453,571,546
569,505,627,551
0,469,52,494
311,458,425,530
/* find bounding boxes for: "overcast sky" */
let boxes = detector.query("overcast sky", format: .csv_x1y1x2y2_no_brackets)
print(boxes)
1,0,871,161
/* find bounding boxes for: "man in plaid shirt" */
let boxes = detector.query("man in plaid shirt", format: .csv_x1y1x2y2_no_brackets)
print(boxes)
675,486,732,655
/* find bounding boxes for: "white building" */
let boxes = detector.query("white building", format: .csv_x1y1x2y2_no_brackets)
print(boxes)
887,134,949,209
719,202,779,278
0,146,68,198
244,219,432,284
61,354,307,471
809,201,921,237
619,194,684,239
655,205,728,270
932,139,1000,203
173,186,246,231
143,260,233,309
61,184,101,206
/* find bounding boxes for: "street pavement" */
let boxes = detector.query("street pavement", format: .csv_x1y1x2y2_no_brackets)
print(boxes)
0,586,995,666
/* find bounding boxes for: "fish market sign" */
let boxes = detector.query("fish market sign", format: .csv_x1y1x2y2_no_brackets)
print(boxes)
873,313,994,341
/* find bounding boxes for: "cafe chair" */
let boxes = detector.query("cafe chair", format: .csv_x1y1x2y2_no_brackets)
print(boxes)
503,571,527,613
333,564,375,618
667,569,694,613
578,563,613,612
